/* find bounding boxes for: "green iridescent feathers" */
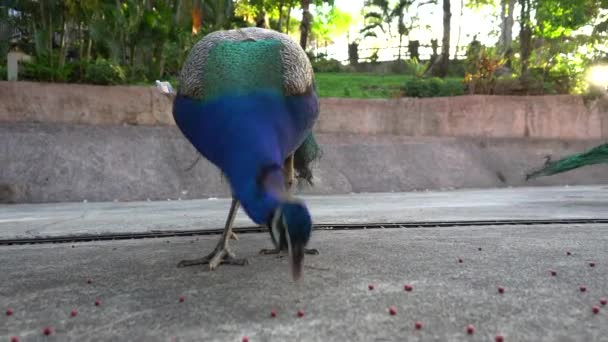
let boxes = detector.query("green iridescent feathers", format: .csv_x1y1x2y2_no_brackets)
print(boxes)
201,39,284,101
526,143,608,180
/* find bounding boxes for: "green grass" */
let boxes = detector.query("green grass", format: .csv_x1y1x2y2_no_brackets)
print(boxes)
315,73,411,98
314,72,464,98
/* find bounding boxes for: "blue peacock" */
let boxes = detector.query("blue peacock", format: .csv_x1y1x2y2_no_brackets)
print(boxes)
172,27,321,280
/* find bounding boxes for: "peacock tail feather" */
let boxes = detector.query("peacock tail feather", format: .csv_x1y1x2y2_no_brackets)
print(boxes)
525,143,608,180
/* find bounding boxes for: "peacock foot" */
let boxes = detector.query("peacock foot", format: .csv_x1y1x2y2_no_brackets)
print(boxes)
259,248,320,255
229,232,239,240
177,246,248,270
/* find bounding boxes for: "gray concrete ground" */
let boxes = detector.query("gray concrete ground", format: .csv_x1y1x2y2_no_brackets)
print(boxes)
2,185,608,240
1,186,608,341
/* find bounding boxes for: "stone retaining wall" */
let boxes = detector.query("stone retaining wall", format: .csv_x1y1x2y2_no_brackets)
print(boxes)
2,81,607,140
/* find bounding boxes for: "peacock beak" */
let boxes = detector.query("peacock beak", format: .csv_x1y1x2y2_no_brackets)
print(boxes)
290,241,305,281
285,228,304,281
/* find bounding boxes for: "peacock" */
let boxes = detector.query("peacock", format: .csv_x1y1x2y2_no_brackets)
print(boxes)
171,27,322,280
525,143,608,180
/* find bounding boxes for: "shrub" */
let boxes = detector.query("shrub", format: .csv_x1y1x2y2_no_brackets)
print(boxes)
126,63,151,83
84,58,126,85
312,58,343,73
402,77,465,98
20,60,73,82
0,64,6,80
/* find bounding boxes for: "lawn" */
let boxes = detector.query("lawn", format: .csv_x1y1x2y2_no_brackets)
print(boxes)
314,72,412,98
314,72,465,98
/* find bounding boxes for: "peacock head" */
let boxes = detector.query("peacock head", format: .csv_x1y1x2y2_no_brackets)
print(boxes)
269,199,312,281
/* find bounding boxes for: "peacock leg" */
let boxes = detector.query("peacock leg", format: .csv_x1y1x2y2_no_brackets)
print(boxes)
259,154,320,256
177,198,248,270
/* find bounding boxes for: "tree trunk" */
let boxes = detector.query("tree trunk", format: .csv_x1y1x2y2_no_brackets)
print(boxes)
286,1,293,34
519,0,532,77
398,34,403,61
299,0,312,50
454,0,463,61
57,2,67,71
437,0,451,77
277,0,286,32
498,0,516,65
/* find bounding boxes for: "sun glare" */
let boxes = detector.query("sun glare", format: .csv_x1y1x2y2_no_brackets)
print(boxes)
588,65,608,88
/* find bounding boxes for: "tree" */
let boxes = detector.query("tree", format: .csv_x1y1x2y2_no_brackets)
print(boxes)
437,0,451,77
299,0,334,50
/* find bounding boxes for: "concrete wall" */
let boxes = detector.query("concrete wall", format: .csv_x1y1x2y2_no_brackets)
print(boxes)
2,122,608,204
2,81,608,139
1,81,608,203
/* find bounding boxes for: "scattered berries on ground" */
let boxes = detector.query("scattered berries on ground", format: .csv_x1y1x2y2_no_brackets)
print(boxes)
404,284,413,292
466,324,475,335
592,306,600,314
389,307,397,316
600,298,607,306
415,321,423,330
297,310,305,317
6,308,13,316
550,270,557,276
179,296,185,303
270,310,277,317
43,327,53,336
498,286,505,294
95,299,102,306
580,286,587,292
70,309,78,317
589,262,596,267
495,335,504,342
368,284,374,290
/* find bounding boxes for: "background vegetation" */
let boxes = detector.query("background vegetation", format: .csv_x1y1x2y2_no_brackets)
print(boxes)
0,0,607,98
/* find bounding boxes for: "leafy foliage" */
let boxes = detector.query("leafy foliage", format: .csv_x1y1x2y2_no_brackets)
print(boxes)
402,77,465,97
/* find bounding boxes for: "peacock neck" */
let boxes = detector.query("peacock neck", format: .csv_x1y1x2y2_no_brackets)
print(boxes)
231,165,286,226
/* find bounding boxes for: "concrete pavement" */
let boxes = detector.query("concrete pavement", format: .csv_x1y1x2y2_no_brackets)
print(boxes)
1,185,608,240
1,186,608,341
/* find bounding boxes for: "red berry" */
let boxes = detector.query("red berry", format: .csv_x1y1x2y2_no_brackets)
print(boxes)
415,321,423,330
6,308,13,316
43,327,53,336
242,337,249,342
566,251,572,256
580,286,587,292
592,306,600,314
388,306,397,315
589,262,596,267
495,335,504,342
297,309,304,317
550,270,557,276
10,337,19,342
458,258,463,263
466,324,475,334
600,297,607,306
70,309,78,317
179,296,185,303
404,284,413,292
270,310,277,317
87,278,93,284
368,284,374,290
95,299,101,306
498,286,505,294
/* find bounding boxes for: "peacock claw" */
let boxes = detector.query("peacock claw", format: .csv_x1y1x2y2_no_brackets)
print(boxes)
177,247,248,270
229,232,239,240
